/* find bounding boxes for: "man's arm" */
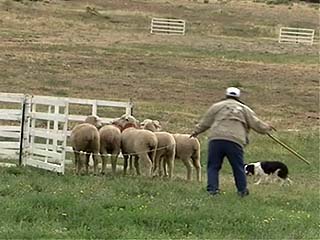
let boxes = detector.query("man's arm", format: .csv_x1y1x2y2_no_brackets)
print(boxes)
244,106,273,134
190,104,218,137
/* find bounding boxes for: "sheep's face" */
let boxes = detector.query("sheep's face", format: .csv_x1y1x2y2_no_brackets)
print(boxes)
153,120,161,130
85,115,102,128
141,119,162,132
112,114,139,130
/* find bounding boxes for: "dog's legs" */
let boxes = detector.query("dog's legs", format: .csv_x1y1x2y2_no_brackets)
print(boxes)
280,177,293,186
254,177,262,185
273,169,281,183
266,174,273,184
255,173,269,185
287,178,293,185
280,178,286,186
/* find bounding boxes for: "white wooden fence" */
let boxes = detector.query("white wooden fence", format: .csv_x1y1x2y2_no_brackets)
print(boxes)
24,96,68,173
279,27,315,45
0,93,26,160
0,93,133,174
151,18,186,35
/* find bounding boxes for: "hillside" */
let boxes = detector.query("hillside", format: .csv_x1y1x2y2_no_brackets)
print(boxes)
0,0,319,133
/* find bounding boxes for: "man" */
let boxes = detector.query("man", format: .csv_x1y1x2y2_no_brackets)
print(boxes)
190,87,273,197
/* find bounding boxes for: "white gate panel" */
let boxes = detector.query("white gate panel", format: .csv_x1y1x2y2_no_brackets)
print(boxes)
151,18,186,35
279,27,315,45
0,93,25,161
24,96,68,174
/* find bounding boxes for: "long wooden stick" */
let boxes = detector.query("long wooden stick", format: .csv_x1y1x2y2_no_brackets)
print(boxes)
267,133,310,165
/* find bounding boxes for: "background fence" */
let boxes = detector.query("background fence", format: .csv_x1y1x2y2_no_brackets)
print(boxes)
0,92,133,174
151,18,186,35
279,27,315,45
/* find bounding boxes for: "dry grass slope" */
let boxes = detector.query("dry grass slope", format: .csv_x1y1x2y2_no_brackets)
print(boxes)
0,0,318,132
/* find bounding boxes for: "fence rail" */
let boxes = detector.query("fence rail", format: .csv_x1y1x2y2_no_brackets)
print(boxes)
279,27,315,45
151,18,186,35
0,92,134,174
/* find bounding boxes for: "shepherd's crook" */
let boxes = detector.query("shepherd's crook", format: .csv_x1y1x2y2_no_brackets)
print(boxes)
267,133,310,165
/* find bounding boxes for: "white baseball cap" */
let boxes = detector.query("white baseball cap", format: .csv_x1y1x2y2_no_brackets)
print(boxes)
226,87,241,98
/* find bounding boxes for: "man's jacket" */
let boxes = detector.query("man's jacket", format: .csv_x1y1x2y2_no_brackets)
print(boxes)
193,98,270,147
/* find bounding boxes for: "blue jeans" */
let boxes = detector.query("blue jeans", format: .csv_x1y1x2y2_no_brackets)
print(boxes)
207,139,247,193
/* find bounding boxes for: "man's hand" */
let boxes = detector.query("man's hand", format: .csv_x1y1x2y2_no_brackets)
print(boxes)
267,122,276,132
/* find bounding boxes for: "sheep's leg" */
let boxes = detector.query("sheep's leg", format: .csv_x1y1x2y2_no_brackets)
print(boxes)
139,153,152,177
166,156,174,179
74,151,80,175
192,157,201,182
153,154,161,177
111,154,118,175
123,155,129,176
100,150,108,175
134,156,140,175
92,152,99,175
162,159,168,177
129,155,134,174
158,158,164,177
85,153,90,175
181,158,193,181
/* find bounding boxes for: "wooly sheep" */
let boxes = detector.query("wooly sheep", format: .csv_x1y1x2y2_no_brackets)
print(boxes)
112,115,158,177
141,119,176,178
140,119,201,181
173,134,201,182
99,124,121,175
70,115,102,175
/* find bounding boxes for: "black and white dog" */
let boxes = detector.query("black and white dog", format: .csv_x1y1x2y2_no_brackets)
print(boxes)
244,161,292,186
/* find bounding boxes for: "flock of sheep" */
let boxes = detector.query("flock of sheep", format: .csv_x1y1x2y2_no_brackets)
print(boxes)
70,114,201,181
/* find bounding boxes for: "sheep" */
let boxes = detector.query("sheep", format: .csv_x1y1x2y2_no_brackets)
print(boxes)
173,134,201,182
111,114,140,174
70,115,102,175
140,119,175,179
140,119,201,181
99,124,121,175
112,115,158,177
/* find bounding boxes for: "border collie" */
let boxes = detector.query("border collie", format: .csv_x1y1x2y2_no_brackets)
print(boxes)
244,161,292,186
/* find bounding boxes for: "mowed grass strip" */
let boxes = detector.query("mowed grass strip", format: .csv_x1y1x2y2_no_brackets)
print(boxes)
105,43,319,65
0,132,319,239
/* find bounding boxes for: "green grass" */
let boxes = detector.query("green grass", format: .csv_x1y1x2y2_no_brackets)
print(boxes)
0,132,319,239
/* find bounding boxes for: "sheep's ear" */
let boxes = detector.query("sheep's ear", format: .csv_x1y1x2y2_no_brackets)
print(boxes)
153,120,161,130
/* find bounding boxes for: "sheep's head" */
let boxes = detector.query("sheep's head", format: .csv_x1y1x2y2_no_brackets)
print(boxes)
112,114,140,131
85,115,102,129
141,119,162,132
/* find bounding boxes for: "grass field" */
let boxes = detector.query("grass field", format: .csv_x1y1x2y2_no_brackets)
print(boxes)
0,0,319,239
0,131,319,239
